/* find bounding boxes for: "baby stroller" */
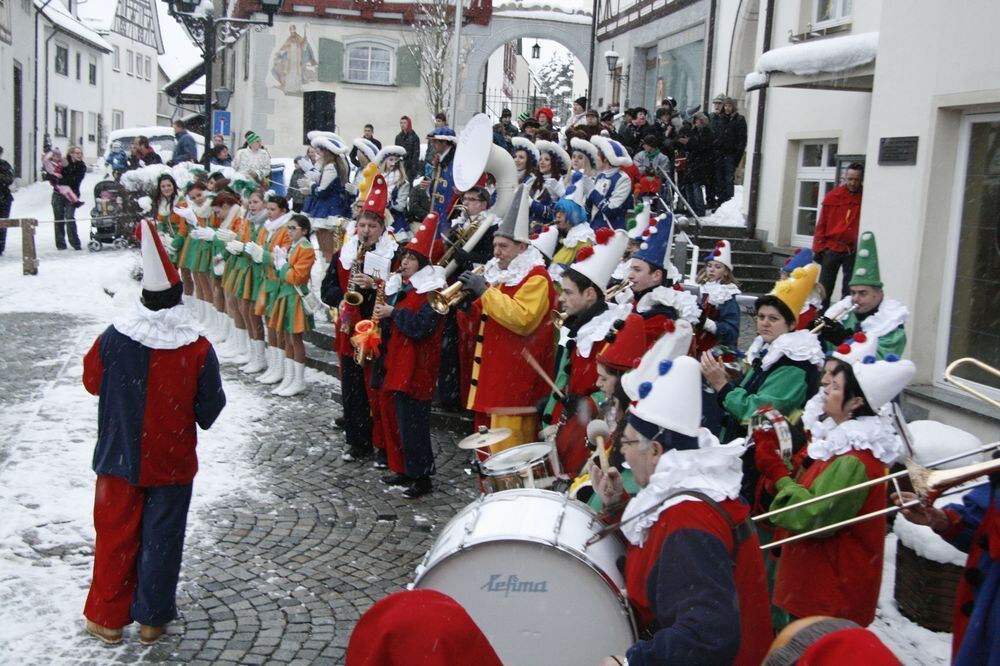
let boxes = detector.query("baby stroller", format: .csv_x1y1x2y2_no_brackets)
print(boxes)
88,180,141,251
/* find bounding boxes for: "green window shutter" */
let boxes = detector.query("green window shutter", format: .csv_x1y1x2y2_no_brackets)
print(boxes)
318,38,343,82
396,45,421,87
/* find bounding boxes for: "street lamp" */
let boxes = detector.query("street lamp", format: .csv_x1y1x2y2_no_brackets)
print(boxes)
532,40,541,59
604,48,619,72
214,86,232,110
605,44,630,106
164,0,284,148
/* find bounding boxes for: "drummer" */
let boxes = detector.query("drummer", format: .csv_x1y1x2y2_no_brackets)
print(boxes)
591,356,772,666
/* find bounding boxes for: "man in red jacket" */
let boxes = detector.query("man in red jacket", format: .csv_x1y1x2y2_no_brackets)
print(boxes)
82,220,226,645
812,162,864,307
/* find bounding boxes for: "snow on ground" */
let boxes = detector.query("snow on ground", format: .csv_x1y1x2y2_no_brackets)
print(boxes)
701,185,747,227
0,176,271,663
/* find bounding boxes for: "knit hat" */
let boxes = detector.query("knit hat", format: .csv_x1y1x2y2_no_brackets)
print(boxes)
591,135,633,167
849,231,883,288
628,356,703,441
631,211,674,270
139,218,180,292
495,185,531,243
361,173,389,217
575,96,588,108
518,111,530,123
764,617,900,666
570,228,628,294
770,264,819,321
511,137,540,166
569,137,599,168
407,212,440,261
245,131,262,145
597,313,647,371
783,247,814,273
852,355,916,410
353,137,379,163
501,108,512,118
713,93,726,103
530,225,559,260
536,107,554,124
705,240,733,271
534,139,572,172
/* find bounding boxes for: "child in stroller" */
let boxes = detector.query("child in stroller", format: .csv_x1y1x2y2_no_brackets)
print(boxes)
87,180,141,251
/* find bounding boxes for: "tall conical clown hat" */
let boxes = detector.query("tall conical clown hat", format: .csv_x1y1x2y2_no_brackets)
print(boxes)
569,228,628,294
627,200,652,239
361,173,389,218
622,317,693,401
530,225,559,260
783,247,814,273
140,218,181,292
407,212,440,261
849,231,883,288
628,355,703,441
852,354,916,410
705,239,733,271
496,185,531,243
631,211,674,270
597,313,647,372
831,331,879,364
770,263,819,321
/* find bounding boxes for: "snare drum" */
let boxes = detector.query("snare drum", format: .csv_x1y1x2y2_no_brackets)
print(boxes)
479,442,560,493
413,489,636,664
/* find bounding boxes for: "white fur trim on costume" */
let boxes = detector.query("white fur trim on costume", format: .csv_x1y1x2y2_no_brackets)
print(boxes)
862,298,909,337
621,432,746,546
700,281,742,307
483,245,546,287
745,329,825,372
636,285,701,324
265,211,293,234
112,295,202,350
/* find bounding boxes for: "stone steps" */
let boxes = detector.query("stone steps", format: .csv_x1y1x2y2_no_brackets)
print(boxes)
685,224,781,295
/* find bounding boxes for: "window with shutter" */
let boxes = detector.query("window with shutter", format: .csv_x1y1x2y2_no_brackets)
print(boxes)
317,38,343,83
396,45,420,87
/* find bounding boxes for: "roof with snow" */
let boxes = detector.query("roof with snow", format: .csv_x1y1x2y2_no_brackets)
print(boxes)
156,0,202,82
36,0,113,52
493,0,592,24
745,31,878,92
77,0,165,54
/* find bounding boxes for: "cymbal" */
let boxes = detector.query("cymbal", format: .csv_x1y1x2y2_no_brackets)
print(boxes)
457,427,512,450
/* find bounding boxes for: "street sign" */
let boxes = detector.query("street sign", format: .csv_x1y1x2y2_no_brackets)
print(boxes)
212,110,232,138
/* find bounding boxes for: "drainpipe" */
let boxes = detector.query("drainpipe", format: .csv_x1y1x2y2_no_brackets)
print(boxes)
33,0,55,180
746,0,774,237
587,0,598,101
703,0,716,109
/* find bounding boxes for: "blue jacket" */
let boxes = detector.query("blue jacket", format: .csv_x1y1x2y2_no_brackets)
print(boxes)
587,169,633,230
303,176,351,219
170,131,199,165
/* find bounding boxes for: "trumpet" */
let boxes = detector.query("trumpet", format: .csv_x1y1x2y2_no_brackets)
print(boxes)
604,279,634,302
810,303,858,334
551,309,568,327
428,265,486,315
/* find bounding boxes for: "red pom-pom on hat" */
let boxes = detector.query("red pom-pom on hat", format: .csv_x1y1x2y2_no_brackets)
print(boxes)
853,332,867,342
716,240,726,248
648,219,658,227
530,233,539,240
673,283,684,291
595,227,615,245
793,248,802,254
576,246,595,262
662,318,676,333
541,225,551,232
712,249,721,257
837,343,852,355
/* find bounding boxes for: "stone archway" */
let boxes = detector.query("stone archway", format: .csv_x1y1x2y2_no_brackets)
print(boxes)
455,13,593,127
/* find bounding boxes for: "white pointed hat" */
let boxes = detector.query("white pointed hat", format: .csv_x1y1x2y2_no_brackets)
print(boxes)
831,331,879,364
852,355,916,410
628,355,703,438
496,185,531,243
705,239,733,271
530,225,560,260
622,318,693,401
627,199,652,239
569,228,628,293
139,218,180,292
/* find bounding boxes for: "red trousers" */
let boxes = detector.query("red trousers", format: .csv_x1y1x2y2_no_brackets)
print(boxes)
84,474,192,628
378,392,406,475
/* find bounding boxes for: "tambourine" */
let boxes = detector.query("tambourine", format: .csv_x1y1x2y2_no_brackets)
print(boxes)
749,407,794,462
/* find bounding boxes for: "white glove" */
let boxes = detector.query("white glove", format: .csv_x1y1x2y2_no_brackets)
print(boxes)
306,167,321,183
215,228,237,243
137,196,152,213
273,246,288,271
157,231,172,247
703,318,717,334
226,240,245,255
174,206,198,226
344,182,358,195
613,288,634,305
543,177,564,198
245,241,264,263
296,177,312,190
212,255,226,277
295,157,314,173
193,227,216,241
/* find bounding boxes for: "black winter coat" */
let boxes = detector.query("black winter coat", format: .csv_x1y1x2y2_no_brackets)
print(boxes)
60,160,87,197
394,130,421,183
713,113,748,156
682,125,714,185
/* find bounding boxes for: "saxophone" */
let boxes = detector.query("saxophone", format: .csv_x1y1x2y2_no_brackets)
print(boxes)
340,248,365,334
351,277,386,366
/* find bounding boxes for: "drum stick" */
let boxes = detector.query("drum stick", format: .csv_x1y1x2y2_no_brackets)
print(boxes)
587,420,611,473
520,349,564,399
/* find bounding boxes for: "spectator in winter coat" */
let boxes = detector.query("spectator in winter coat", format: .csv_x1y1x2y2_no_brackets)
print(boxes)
206,144,232,169
350,124,383,168
633,134,671,180
232,132,272,185
621,107,651,156
599,111,622,142
677,113,714,217
51,145,87,250
394,116,421,184
0,146,12,256
498,109,519,145
812,163,863,306
127,136,162,171
168,120,198,165
711,98,748,209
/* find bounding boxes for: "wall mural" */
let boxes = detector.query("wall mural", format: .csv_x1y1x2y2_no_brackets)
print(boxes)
271,24,318,96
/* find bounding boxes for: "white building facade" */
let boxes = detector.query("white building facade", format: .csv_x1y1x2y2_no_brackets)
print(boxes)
0,0,38,182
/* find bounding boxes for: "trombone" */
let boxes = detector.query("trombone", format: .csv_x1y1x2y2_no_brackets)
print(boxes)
945,357,1000,409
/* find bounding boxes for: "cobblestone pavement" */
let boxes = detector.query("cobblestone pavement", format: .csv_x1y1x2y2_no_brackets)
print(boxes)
1,310,482,665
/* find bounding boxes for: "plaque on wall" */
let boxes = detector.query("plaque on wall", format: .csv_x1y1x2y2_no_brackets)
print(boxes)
878,136,919,166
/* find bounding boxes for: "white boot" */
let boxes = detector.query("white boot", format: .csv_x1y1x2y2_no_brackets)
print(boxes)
255,347,277,382
226,328,250,365
271,358,295,395
241,340,267,373
277,361,308,397
258,348,285,384
215,312,233,344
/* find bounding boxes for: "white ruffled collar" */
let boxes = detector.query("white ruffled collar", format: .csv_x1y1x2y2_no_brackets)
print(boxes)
483,246,545,287
621,431,746,546
339,229,399,270
828,295,909,337
611,259,630,281
265,211,293,234
564,224,595,248
569,303,632,358
636,285,701,324
111,294,203,350
802,290,823,314
746,329,824,371
700,281,741,306
386,264,446,296
807,413,904,465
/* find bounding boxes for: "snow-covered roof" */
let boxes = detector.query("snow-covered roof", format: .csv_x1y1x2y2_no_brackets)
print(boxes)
745,31,878,90
77,0,165,54
156,0,201,82
493,0,592,24
36,0,113,52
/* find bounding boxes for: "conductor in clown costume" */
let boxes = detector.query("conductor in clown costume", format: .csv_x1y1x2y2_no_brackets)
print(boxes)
82,219,226,644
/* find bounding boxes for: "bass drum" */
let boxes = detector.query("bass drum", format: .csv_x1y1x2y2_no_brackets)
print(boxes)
413,489,636,664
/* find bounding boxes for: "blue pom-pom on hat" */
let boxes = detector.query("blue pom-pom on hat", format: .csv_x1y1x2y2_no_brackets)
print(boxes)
638,381,653,399
658,359,673,376
862,355,877,364
885,354,900,362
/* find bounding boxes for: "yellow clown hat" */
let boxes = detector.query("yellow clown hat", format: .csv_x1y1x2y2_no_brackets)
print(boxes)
770,263,819,321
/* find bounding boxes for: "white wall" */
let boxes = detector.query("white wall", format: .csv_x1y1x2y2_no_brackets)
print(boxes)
0,0,38,182
102,33,159,132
